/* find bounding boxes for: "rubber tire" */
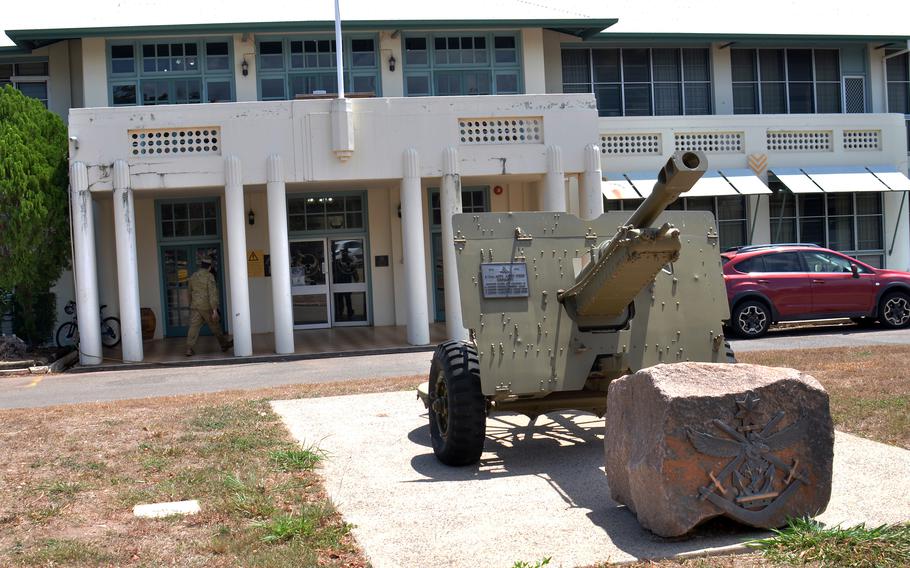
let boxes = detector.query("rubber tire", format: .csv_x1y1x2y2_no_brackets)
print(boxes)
427,340,486,466
100,317,122,348
732,300,771,339
878,291,910,329
55,322,78,348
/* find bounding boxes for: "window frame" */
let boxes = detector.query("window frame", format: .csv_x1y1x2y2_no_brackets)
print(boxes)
255,34,382,101
106,38,236,106
402,32,523,97
286,191,369,236
0,58,50,108
730,47,844,114
560,46,713,117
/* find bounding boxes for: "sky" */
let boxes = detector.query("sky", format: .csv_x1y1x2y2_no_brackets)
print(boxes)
3,0,909,47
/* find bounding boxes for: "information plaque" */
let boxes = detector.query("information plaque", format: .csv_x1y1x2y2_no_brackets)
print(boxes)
480,262,530,299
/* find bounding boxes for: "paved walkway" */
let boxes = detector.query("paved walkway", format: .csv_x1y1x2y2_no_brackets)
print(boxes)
272,391,910,567
730,324,910,353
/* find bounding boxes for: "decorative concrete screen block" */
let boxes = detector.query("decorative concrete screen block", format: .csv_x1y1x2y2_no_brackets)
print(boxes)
458,117,543,145
766,130,832,152
129,127,221,157
605,362,834,538
600,134,661,155
674,132,744,153
843,130,881,151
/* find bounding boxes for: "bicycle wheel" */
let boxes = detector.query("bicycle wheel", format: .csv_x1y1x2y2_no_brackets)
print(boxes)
100,317,122,348
55,322,78,348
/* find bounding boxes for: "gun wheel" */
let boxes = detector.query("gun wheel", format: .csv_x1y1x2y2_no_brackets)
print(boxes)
428,340,486,466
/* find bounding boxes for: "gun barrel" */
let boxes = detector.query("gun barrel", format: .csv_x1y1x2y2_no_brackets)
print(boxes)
625,151,707,229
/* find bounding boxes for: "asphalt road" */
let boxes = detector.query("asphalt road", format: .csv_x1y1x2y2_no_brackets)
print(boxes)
2,324,909,409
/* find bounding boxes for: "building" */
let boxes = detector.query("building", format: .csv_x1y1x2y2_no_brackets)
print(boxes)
2,1,909,365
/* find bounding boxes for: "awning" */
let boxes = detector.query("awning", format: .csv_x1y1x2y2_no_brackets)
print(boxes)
768,168,824,194
601,176,642,200
868,166,910,192
720,169,772,195
615,169,769,198
770,166,910,194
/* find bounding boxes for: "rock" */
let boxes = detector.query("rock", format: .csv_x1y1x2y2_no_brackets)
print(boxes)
0,335,28,360
605,362,834,538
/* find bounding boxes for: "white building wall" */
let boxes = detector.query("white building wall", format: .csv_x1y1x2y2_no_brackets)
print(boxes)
521,28,546,94
233,33,259,102
81,37,107,107
379,31,403,97
68,39,84,109
45,41,72,117
711,43,734,115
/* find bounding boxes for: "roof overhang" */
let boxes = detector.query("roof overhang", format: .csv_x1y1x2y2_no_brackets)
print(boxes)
589,32,910,46
6,18,617,49
604,169,769,199
769,166,910,194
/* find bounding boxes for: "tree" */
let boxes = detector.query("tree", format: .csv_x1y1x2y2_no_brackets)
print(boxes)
0,85,70,345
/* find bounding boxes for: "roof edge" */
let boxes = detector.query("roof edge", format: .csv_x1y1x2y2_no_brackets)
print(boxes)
593,32,910,43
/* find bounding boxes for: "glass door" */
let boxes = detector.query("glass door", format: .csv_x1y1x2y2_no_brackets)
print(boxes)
290,239,330,329
161,243,224,336
329,238,369,326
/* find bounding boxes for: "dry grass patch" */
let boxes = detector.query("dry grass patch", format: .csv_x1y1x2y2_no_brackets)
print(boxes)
738,345,910,449
0,375,422,567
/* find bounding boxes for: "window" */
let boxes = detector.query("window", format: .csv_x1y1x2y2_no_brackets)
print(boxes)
159,200,220,239
0,60,49,107
403,33,521,96
801,251,858,273
108,39,234,106
769,191,884,267
429,187,488,226
561,47,711,117
734,256,765,273
762,252,803,272
731,48,842,114
287,194,365,232
605,195,746,250
256,36,380,100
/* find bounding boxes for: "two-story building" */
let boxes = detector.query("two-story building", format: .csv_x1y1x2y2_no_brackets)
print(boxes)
2,1,909,365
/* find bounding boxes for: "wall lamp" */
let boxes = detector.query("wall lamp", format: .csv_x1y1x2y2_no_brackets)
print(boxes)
388,54,397,72
248,208,255,225
241,58,249,77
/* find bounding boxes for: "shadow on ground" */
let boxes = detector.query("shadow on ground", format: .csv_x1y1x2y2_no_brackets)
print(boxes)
408,411,765,559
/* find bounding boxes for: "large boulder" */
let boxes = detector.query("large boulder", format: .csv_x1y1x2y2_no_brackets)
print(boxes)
605,362,834,537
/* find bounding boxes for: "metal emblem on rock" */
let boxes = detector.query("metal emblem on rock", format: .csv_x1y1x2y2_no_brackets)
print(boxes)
686,391,809,525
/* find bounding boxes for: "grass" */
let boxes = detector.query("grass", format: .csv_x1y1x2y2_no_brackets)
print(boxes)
11,538,114,565
269,447,324,472
748,517,910,567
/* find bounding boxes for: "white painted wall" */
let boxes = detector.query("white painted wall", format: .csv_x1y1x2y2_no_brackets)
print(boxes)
542,29,573,94
45,42,72,117
233,33,259,102
521,28,546,94
711,43,734,115
68,39,84,109
379,31,403,98
81,37,108,108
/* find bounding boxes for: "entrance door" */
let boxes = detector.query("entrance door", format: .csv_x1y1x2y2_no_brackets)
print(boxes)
290,239,330,328
161,243,224,336
329,238,369,325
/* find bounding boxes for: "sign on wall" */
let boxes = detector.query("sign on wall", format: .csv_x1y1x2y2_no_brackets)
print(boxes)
247,250,265,278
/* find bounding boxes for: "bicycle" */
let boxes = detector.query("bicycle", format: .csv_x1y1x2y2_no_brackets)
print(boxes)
55,300,122,349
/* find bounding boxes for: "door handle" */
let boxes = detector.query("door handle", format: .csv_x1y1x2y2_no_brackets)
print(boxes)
756,279,769,284
812,279,824,284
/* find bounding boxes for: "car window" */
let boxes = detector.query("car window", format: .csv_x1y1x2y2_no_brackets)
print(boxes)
801,251,853,273
734,256,765,273
761,252,803,272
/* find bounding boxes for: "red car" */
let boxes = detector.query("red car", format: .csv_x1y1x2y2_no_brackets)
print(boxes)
722,244,910,338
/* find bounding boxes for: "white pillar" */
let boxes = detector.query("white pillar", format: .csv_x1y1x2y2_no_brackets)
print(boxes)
70,161,102,365
579,144,604,220
400,148,430,345
266,155,294,354
440,147,467,342
224,156,253,356
539,145,567,212
112,160,143,363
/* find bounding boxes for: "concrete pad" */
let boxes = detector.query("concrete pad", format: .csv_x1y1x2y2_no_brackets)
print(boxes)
133,499,201,518
271,392,910,567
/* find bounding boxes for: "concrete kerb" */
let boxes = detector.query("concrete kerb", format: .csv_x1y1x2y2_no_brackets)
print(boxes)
65,344,436,374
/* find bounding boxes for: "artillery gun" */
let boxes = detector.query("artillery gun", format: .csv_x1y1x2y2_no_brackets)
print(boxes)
419,150,733,465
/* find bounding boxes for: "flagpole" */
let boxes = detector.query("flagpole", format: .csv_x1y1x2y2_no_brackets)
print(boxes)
334,0,345,99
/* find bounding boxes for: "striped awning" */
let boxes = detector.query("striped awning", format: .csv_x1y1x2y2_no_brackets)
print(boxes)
770,166,910,193
606,169,770,198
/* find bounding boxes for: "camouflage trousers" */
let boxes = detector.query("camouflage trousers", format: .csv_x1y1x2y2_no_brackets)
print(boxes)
186,308,231,350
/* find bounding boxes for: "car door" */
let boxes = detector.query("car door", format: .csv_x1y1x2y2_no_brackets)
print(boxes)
800,251,876,316
754,252,812,318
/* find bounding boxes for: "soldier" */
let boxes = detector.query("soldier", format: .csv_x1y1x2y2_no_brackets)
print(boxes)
185,258,232,356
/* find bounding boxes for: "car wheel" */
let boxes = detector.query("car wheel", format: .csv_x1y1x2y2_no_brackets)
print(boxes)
427,340,487,466
732,300,771,339
879,291,910,329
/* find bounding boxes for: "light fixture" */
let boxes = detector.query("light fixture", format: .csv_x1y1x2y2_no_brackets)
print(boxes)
248,208,255,225
241,58,249,77
388,54,396,72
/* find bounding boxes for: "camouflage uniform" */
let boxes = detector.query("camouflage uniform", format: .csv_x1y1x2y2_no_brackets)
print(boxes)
185,268,231,355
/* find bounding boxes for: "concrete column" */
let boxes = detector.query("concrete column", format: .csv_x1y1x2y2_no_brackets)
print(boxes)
579,144,604,220
224,156,253,356
112,160,143,363
440,147,467,342
400,148,430,345
266,155,294,354
70,161,102,365
539,145,567,212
